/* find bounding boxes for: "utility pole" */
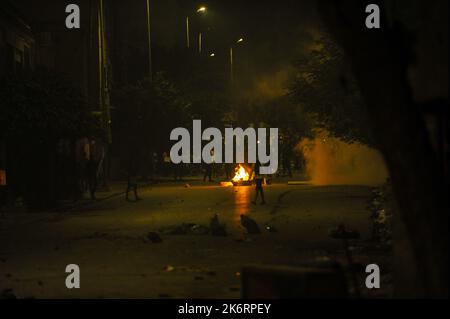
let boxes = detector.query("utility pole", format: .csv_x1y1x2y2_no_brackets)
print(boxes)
98,0,111,144
186,7,206,50
186,16,190,49
146,0,153,82
97,0,111,190
229,38,244,93
230,47,234,89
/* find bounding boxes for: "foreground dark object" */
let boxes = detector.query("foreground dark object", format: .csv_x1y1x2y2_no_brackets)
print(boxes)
242,263,348,298
240,215,261,234
319,0,449,297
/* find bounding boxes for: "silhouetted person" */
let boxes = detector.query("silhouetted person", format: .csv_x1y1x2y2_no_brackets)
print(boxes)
252,161,266,205
126,157,140,201
225,163,233,180
203,163,213,182
282,151,293,177
86,158,98,200
210,213,227,236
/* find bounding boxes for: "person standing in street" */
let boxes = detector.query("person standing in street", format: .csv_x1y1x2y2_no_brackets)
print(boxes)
203,150,215,182
252,161,266,205
126,154,141,202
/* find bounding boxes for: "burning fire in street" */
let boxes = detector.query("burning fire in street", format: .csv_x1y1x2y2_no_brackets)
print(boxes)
232,164,250,183
220,164,253,187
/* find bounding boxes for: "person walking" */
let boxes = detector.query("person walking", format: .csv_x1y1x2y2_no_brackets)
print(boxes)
225,163,233,180
252,161,266,205
126,156,141,202
203,163,213,182
203,150,214,182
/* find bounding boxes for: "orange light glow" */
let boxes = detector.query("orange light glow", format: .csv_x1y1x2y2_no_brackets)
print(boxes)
234,184,251,219
220,181,233,187
232,164,250,182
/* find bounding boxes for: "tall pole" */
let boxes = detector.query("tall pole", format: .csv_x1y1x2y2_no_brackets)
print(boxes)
97,5,103,116
230,47,234,88
146,0,153,82
98,0,111,143
229,39,244,93
186,16,190,48
198,32,202,53
98,0,111,188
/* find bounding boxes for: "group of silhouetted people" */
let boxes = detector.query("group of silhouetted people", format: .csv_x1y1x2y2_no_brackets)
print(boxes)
80,145,270,205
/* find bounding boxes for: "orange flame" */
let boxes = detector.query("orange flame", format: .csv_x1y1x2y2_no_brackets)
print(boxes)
232,164,250,182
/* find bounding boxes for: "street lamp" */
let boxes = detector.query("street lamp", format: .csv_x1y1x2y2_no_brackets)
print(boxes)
230,37,244,86
186,6,207,49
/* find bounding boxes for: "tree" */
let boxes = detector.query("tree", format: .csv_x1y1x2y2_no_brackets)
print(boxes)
112,72,190,176
0,70,98,140
289,35,375,147
318,0,448,297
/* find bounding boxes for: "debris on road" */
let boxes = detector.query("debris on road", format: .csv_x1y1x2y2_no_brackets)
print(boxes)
329,224,360,240
164,265,175,272
159,219,228,237
160,223,195,235
190,224,210,235
264,224,278,233
146,232,163,243
240,215,261,234
210,214,227,236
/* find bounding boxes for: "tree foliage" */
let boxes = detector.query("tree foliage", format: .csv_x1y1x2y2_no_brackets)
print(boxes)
113,72,190,157
289,36,375,146
0,69,100,140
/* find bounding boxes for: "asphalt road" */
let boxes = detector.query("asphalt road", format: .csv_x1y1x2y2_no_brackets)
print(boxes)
0,182,376,298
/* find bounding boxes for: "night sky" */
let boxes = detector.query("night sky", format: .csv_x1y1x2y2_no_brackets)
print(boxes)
12,0,323,95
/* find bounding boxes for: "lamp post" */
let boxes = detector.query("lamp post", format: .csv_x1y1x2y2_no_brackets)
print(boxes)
186,6,207,50
186,16,190,48
146,0,153,82
230,38,244,89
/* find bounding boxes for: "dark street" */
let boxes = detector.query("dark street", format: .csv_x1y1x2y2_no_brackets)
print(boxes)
1,180,389,298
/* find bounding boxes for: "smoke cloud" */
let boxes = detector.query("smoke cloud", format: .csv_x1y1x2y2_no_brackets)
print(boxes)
297,131,389,185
